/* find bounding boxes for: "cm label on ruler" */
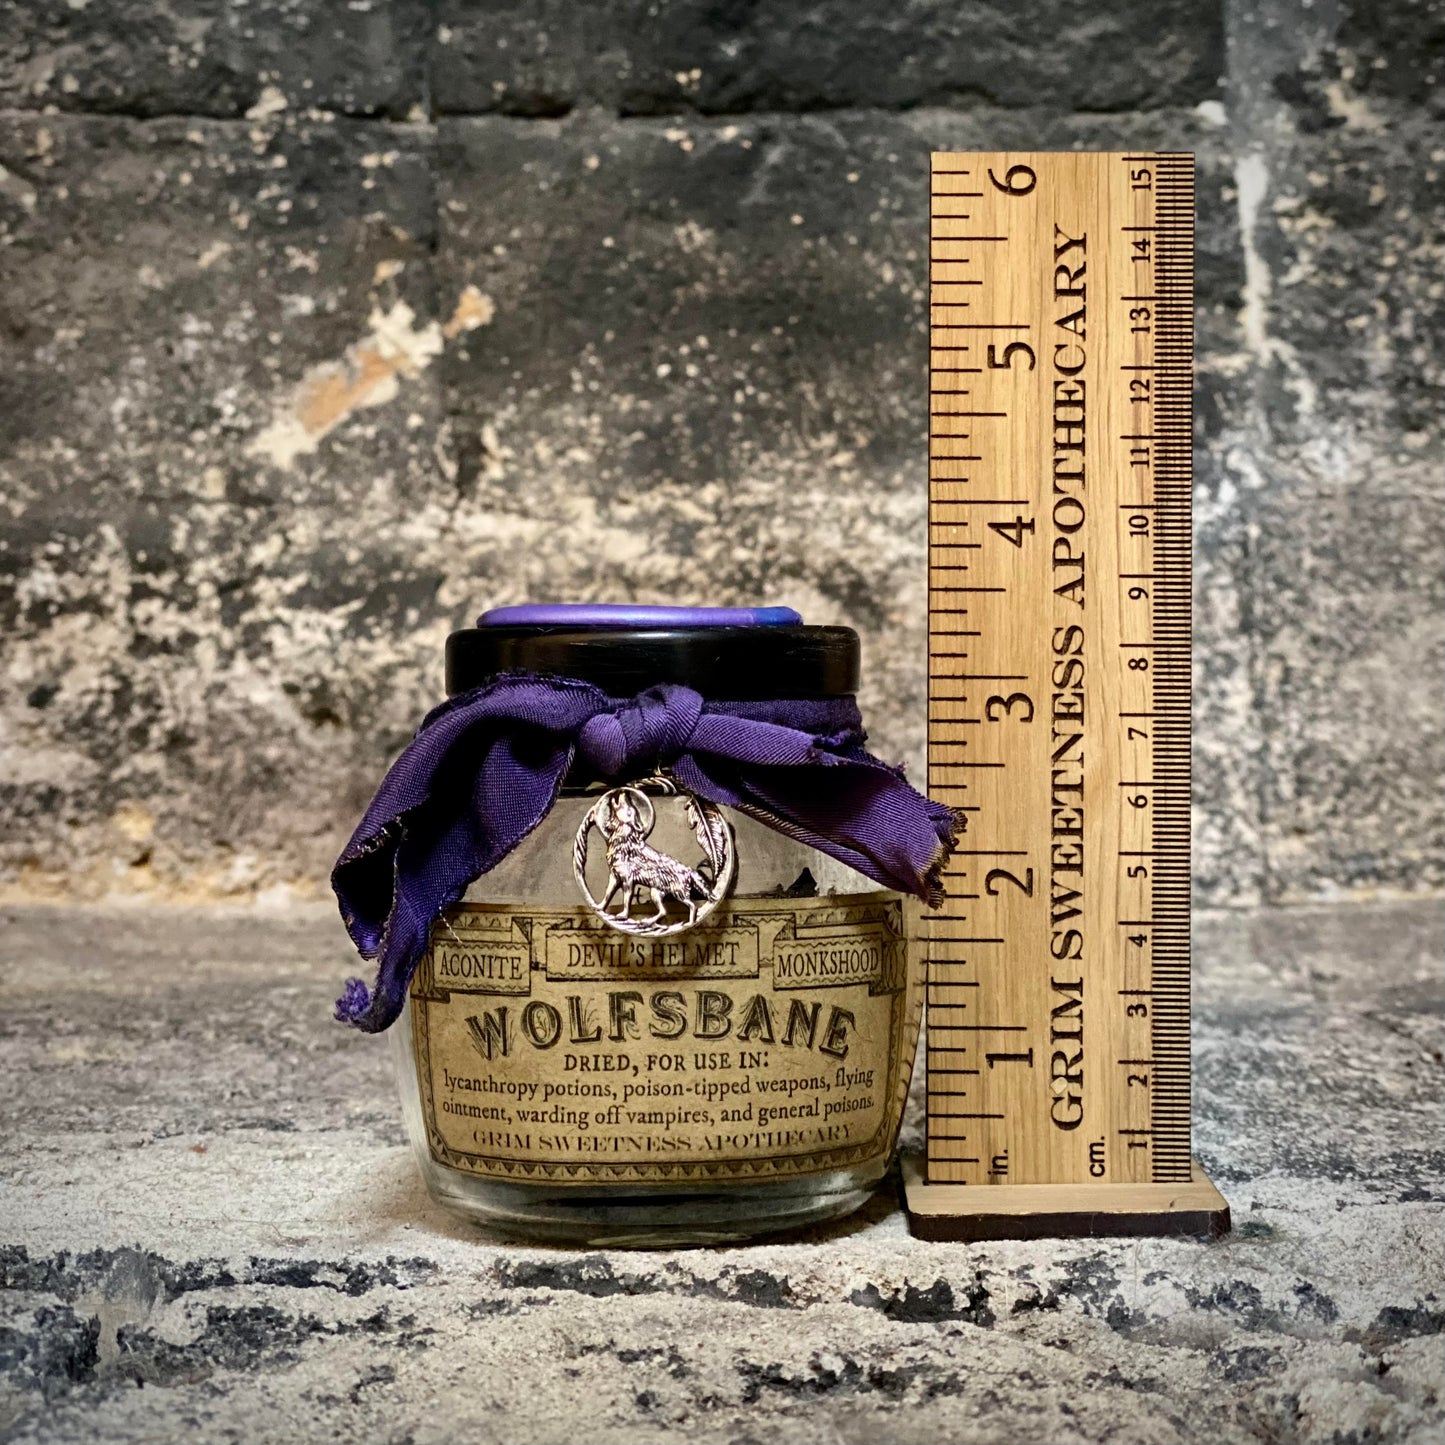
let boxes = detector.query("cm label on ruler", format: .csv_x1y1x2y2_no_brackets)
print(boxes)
926,151,1195,1189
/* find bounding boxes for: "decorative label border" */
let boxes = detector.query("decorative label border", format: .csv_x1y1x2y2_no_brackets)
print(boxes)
411,891,921,1186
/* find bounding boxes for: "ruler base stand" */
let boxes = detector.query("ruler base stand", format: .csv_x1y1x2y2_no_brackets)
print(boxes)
901,1155,1230,1243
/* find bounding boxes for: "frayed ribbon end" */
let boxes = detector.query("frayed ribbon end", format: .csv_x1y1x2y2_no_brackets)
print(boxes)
920,803,968,910
334,976,390,1033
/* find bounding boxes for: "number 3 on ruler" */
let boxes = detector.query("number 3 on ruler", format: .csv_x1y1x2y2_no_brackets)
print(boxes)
985,692,1034,722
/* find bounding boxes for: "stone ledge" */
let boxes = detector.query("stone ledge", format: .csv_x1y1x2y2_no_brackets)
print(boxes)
0,897,1439,1442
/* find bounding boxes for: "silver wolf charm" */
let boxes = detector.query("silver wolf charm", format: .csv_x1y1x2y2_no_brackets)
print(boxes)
573,778,735,937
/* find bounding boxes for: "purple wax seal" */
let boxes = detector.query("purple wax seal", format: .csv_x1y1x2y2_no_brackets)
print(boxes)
478,604,803,628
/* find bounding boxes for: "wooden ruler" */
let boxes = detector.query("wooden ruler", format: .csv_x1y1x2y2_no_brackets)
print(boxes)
902,151,1228,1241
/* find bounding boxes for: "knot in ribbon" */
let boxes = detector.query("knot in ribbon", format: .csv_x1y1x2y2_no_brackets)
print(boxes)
332,672,960,1033
576,683,703,778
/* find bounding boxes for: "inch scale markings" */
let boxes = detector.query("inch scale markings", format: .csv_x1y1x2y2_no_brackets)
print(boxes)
907,152,1227,1241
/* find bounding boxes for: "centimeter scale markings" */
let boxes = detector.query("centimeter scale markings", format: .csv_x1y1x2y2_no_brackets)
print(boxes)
907,151,1228,1236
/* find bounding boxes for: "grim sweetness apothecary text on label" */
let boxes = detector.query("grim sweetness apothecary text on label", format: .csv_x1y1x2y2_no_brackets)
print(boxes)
410,894,918,1185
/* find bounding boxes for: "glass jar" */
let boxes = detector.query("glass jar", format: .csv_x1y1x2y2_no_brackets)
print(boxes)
388,608,925,1246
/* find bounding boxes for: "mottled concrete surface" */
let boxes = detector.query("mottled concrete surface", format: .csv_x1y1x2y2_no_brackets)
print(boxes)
0,0,1440,912
0,898,1441,1443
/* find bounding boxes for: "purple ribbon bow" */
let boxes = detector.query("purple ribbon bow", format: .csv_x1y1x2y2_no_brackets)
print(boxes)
332,673,959,1032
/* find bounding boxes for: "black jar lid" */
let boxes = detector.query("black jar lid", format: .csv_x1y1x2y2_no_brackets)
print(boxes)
445,604,860,699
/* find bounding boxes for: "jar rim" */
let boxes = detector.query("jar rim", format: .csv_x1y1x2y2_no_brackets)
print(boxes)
445,622,861,699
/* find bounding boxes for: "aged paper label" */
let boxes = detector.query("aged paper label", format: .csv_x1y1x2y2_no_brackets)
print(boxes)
410,892,920,1185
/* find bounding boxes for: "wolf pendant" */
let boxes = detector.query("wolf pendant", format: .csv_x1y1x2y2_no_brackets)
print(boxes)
575,780,735,937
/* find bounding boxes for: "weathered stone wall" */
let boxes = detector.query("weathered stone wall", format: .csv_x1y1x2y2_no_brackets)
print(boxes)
1,0,1440,908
